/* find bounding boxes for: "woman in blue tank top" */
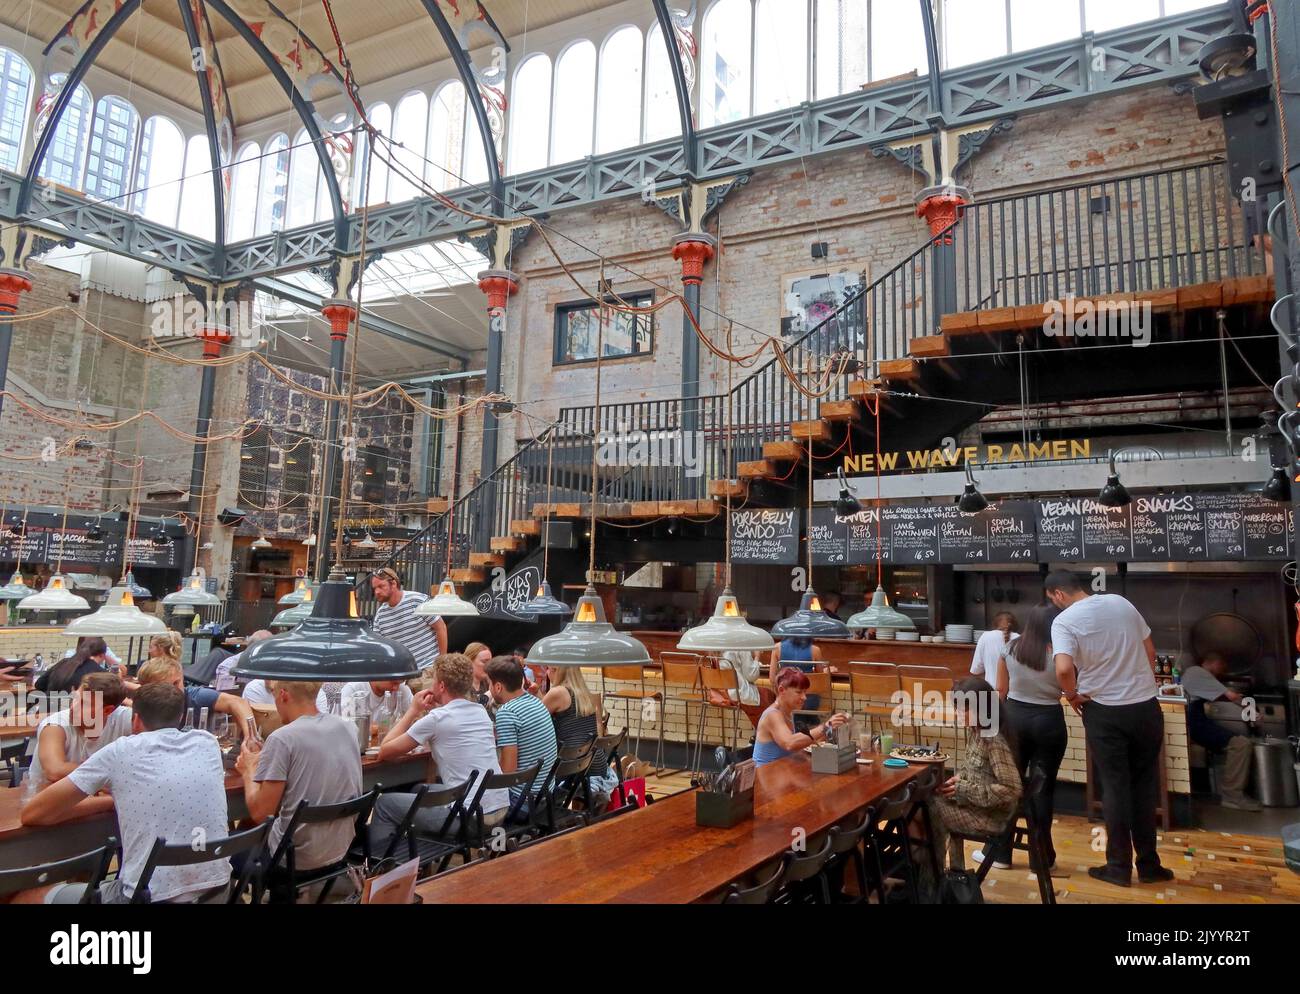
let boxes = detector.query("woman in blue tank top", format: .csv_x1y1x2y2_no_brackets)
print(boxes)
754,667,849,766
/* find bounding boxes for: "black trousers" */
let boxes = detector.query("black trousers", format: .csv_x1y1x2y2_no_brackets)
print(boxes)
1082,698,1165,876
988,698,1067,868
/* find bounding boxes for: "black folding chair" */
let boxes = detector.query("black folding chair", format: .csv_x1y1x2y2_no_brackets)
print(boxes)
131,822,270,905
717,855,790,904
864,785,921,904
536,747,598,834
824,806,876,904
775,834,836,905
263,787,380,903
461,762,543,858
1,739,28,788
0,838,117,904
380,775,476,876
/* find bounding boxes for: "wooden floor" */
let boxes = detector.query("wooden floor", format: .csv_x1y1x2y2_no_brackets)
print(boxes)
636,768,1299,905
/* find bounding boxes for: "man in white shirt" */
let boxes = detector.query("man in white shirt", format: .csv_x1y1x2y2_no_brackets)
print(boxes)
21,683,233,904
372,653,507,862
213,630,272,691
370,566,447,673
1046,570,1171,887
26,672,133,792
970,611,1018,683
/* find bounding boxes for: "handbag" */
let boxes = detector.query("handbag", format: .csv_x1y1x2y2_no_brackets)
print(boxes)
939,868,985,904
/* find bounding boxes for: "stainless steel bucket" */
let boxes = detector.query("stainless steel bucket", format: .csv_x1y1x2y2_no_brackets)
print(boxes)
1252,737,1300,807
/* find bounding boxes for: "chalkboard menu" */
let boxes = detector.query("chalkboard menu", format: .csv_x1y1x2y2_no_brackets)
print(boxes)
731,509,799,565
811,502,1038,566
0,531,49,564
124,537,180,570
47,530,125,569
984,503,1039,563
888,506,941,564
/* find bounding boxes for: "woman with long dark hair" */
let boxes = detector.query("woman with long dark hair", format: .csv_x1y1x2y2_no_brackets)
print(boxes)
35,637,110,697
975,603,1066,872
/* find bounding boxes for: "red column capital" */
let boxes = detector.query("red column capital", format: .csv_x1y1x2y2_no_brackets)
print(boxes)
671,234,717,286
476,269,520,313
198,324,233,359
1246,1,1267,24
0,268,34,316
320,299,359,341
915,185,971,243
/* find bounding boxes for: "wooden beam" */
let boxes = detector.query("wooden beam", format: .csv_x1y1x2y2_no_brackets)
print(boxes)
631,501,661,518
510,519,541,536
658,501,695,517
709,479,748,499
938,310,981,335
819,399,861,423
848,379,883,399
425,497,449,515
739,459,776,479
909,335,951,358
879,359,920,382
450,567,486,584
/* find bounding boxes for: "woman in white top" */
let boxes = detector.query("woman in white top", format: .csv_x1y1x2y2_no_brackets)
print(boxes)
977,603,1066,873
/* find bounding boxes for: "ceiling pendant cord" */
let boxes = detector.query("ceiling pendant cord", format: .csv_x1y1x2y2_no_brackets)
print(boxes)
587,262,606,585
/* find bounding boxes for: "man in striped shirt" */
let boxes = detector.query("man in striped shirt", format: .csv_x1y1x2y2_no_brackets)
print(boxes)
369,567,447,673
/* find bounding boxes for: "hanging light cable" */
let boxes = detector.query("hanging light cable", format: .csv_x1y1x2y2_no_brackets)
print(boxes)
522,422,572,615
415,419,478,618
20,465,88,613
164,442,220,611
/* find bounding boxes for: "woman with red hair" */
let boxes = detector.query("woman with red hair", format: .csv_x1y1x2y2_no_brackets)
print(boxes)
753,667,849,767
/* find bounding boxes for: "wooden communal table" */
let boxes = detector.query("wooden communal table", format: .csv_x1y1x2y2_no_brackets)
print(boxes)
0,750,434,869
0,713,41,741
415,753,917,905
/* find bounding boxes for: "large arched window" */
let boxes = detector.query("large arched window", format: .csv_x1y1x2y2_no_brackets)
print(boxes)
426,82,466,189
815,0,868,97
178,133,215,239
389,91,428,201
0,48,33,171
551,41,596,165
595,26,642,154
508,54,551,174
944,0,1008,67
316,114,347,221
701,0,752,126
364,102,392,205
256,132,288,234
1084,0,1160,32
227,141,260,241
133,115,185,225
755,0,806,114
83,95,139,204
871,0,928,81
643,23,682,143
461,95,490,186
1008,0,1081,50
286,129,319,228
37,79,92,188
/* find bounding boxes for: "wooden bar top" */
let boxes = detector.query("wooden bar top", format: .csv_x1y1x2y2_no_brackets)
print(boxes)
416,754,917,905
0,714,41,741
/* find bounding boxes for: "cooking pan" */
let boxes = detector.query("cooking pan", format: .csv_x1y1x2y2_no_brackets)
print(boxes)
1190,612,1262,673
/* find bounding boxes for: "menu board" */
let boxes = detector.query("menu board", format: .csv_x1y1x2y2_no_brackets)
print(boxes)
984,503,1039,563
731,509,799,564
124,537,180,570
809,507,888,565
0,531,49,564
888,506,941,564
47,530,125,569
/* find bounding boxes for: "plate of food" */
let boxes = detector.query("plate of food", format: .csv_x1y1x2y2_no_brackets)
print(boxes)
891,746,950,764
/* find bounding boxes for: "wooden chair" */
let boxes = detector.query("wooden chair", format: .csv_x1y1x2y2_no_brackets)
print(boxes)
0,839,117,903
659,654,706,777
897,664,955,738
601,664,664,774
848,662,902,737
699,662,745,764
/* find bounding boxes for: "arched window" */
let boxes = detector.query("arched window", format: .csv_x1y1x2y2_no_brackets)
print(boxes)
461,96,490,186
133,115,185,224
37,79,92,188
871,0,928,81
364,102,391,205
701,0,752,126
643,23,682,143
754,0,806,114
227,141,260,241
0,48,33,171
1008,0,1081,50
944,0,1009,67
815,0,868,98
596,26,642,154
178,133,216,239
551,41,596,165
1084,0,1160,32
83,95,139,204
256,132,288,235
286,128,319,228
426,82,466,189
389,91,428,202
508,54,551,174
316,114,347,221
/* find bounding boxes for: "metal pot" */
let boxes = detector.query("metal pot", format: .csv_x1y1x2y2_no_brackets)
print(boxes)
1252,736,1300,807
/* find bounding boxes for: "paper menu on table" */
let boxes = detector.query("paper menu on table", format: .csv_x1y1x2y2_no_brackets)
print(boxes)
732,759,756,795
362,857,420,905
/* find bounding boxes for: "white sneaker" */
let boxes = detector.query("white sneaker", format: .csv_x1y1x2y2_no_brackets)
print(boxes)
972,849,1011,870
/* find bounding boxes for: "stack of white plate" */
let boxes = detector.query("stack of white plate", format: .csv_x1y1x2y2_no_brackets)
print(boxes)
896,631,920,642
875,629,896,640
944,624,975,644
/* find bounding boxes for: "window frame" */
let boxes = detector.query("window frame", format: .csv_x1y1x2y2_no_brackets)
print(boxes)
552,291,656,367
358,445,390,507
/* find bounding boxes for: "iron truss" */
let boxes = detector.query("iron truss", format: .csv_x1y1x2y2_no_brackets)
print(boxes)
0,5,1232,283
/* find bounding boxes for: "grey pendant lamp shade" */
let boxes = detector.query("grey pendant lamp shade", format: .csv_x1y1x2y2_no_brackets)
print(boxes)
18,573,89,612
162,570,223,609
0,572,30,601
527,585,650,667
271,601,313,629
522,578,573,616
771,589,851,639
65,586,168,638
278,575,313,606
847,584,916,631
122,571,154,600
678,587,774,652
415,577,480,617
235,566,419,682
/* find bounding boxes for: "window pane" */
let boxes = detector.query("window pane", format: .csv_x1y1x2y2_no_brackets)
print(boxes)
644,23,682,142
256,133,289,235
508,55,552,173
1009,0,1081,50
134,116,184,225
596,26,642,153
0,49,33,171
555,293,655,363
279,432,312,511
37,80,91,188
427,82,466,189
755,0,806,113
365,103,392,205
227,142,260,241
815,0,869,97
83,96,139,204
286,129,318,227
552,41,596,164
316,114,346,220
389,92,428,202
240,425,269,508
872,0,929,81
944,0,1007,68
701,0,752,126
1084,0,1159,32
359,446,389,505
462,99,490,186
178,134,216,239
1162,0,1216,11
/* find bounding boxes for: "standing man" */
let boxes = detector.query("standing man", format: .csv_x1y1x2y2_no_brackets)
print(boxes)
370,566,447,677
1045,570,1172,887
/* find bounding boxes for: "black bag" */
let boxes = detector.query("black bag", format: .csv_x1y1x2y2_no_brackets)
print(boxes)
939,869,985,904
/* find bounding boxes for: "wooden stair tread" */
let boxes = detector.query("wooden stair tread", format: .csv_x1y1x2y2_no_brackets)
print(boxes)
791,419,831,442
762,440,804,462
510,519,541,536
739,459,776,479
878,358,919,382
425,498,450,515
468,552,504,568
450,567,486,583
709,479,748,499
490,536,526,553
819,399,860,422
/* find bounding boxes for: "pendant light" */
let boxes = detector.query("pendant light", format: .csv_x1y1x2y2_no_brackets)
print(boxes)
529,281,648,667
150,525,172,547
414,461,479,619
271,599,315,629
1263,465,1291,503
521,425,572,616
278,575,313,606
0,508,31,603
65,585,167,638
354,530,377,551
164,462,221,611
834,466,862,516
957,463,989,514
1097,450,1132,508
122,571,154,601
19,470,89,613
770,423,849,640
679,345,772,652
251,535,272,550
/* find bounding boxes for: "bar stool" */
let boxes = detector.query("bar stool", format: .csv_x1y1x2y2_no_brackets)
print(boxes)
601,665,664,774
794,671,834,731
659,653,706,777
848,662,901,737
897,664,955,741
698,662,745,767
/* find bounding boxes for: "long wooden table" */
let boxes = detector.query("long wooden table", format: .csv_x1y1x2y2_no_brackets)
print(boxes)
415,753,918,904
0,750,434,869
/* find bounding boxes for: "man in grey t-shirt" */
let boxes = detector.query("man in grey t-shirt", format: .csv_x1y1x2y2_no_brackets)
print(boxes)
237,680,363,898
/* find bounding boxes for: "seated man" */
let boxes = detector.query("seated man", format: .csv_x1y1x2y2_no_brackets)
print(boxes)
236,680,363,901
371,653,509,859
137,655,254,737
487,655,557,803
1180,651,1261,811
213,630,273,692
326,679,413,718
21,683,233,904
27,672,132,791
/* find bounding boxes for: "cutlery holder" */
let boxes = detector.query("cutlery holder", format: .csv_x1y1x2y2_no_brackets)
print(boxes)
696,787,755,828
811,741,858,774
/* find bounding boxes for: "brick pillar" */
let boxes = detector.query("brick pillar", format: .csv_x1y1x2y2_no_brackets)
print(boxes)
0,268,34,424
317,299,358,577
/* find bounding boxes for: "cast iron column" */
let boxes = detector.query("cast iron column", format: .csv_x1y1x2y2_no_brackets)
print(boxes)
189,325,232,517
316,299,357,577
916,186,969,324
474,270,517,554
672,234,715,499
